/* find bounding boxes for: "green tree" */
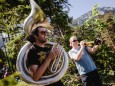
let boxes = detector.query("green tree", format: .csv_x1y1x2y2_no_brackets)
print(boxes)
6,34,25,72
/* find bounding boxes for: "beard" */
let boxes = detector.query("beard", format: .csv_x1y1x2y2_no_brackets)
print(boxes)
38,38,47,43
37,35,48,44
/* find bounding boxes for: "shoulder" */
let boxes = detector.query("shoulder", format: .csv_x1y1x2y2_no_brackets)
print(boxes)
26,45,37,57
68,48,74,53
28,45,36,52
68,48,76,55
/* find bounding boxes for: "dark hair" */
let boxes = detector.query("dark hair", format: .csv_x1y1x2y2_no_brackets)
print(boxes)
26,27,39,44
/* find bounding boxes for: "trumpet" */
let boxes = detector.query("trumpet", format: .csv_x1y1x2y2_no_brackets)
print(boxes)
79,38,102,46
84,41,94,46
78,41,94,46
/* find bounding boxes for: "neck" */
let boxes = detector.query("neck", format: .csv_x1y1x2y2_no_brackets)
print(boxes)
35,42,45,47
73,45,79,49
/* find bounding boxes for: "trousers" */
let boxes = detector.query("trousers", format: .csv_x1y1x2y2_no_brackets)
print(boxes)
80,69,102,86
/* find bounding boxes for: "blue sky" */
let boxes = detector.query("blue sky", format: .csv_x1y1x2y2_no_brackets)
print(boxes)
68,0,115,19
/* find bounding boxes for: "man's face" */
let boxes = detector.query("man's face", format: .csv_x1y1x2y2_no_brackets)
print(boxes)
37,27,49,43
70,36,78,46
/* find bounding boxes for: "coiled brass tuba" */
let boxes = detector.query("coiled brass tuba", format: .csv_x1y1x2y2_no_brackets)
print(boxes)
16,0,68,85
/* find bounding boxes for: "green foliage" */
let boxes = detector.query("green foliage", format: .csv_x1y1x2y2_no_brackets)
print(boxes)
92,4,99,16
6,34,25,58
15,82,30,86
0,48,6,64
0,72,30,86
6,34,25,71
0,2,30,41
0,72,20,86
113,14,115,23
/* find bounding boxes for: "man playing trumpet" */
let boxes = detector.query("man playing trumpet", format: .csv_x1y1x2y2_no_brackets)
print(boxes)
68,36,102,86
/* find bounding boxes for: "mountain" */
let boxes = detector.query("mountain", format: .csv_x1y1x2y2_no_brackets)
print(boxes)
72,7,115,26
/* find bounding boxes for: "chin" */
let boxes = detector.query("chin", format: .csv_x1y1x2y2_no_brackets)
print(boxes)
42,40,47,43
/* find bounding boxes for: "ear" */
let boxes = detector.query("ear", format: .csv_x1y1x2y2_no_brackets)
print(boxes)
34,35,37,39
70,43,72,46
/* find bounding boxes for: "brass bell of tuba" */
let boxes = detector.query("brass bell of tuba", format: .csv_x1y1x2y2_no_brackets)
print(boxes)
16,0,69,85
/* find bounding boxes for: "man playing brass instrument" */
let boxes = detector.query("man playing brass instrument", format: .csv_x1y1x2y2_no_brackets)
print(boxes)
68,36,102,86
26,26,64,86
